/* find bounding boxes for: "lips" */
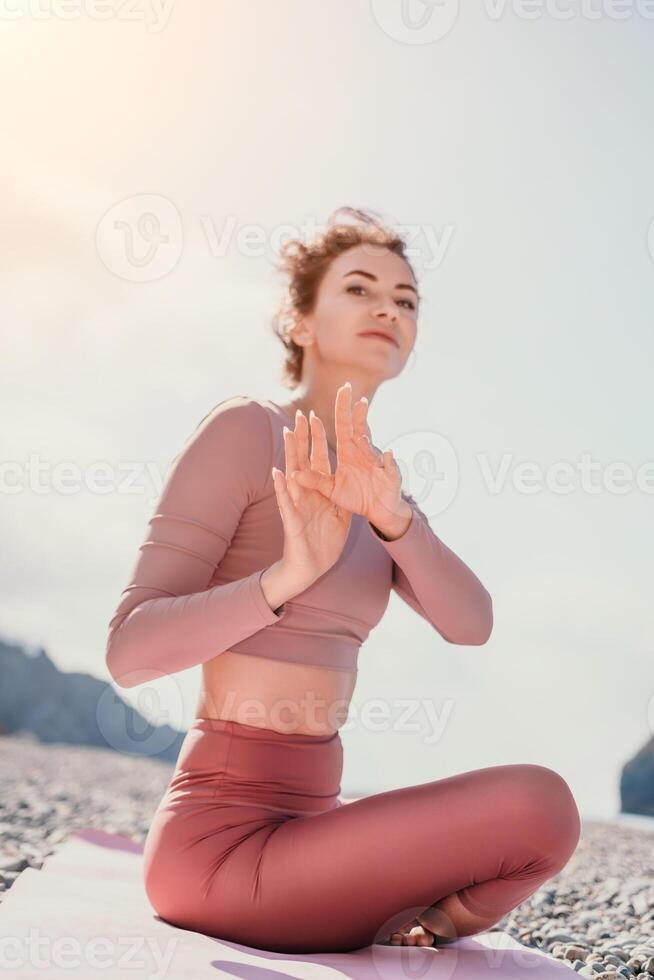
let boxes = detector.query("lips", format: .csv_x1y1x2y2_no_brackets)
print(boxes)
359,331,399,348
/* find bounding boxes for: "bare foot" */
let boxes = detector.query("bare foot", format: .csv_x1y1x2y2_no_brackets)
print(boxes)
385,916,436,946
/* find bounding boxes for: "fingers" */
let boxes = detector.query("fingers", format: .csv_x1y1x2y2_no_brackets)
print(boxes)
356,431,381,467
382,448,398,472
271,467,295,523
292,409,311,470
352,393,369,445
336,384,376,464
281,430,300,508
335,382,354,454
351,395,385,468
284,411,314,477
286,408,333,482
293,466,334,499
282,425,299,477
308,410,332,475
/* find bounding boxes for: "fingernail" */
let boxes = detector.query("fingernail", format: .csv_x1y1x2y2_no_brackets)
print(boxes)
345,381,351,388
361,396,368,405
309,409,315,419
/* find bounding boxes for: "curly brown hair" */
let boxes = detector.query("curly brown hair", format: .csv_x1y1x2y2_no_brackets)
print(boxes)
271,207,419,390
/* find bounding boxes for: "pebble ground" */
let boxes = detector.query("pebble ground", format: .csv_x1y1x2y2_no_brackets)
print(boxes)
1,732,652,975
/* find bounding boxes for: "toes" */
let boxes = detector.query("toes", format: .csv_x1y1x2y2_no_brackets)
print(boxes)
387,923,435,947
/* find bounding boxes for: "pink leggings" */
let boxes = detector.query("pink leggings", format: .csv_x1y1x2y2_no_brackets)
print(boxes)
143,718,581,954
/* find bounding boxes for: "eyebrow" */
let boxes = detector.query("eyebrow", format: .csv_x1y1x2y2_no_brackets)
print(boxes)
343,269,419,299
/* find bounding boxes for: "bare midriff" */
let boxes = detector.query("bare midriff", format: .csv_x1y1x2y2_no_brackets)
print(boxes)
194,650,358,737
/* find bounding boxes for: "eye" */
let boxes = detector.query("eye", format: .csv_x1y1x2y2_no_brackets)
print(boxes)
346,284,416,311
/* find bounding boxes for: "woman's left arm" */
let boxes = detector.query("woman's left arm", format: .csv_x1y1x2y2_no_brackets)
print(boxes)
369,490,493,646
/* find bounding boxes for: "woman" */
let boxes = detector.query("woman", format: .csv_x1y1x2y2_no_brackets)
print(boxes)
105,207,580,954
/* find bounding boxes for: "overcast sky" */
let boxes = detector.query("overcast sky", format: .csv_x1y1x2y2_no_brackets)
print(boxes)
2,1,653,820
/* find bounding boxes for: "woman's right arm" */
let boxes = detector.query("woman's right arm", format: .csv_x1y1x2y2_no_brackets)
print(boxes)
105,398,309,689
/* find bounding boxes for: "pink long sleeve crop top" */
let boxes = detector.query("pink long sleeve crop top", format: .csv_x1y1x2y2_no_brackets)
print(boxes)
105,397,493,689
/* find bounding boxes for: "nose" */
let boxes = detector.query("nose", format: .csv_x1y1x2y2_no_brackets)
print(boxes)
374,305,398,324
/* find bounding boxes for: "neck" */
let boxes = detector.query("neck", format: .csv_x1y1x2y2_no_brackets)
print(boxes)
281,378,376,446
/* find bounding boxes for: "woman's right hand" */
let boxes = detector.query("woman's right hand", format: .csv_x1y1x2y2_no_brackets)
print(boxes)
272,409,352,588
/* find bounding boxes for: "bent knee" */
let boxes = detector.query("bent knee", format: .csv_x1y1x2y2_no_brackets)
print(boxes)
507,764,581,868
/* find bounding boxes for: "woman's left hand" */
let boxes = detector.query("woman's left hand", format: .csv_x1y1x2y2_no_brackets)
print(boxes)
292,382,412,536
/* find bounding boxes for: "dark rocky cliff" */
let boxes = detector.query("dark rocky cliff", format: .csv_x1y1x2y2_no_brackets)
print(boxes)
0,637,184,763
621,737,654,817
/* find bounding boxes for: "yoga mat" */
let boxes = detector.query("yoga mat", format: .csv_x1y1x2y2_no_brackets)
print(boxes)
0,826,572,979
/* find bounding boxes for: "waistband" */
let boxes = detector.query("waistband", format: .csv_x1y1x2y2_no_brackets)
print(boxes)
166,717,344,817
194,717,340,744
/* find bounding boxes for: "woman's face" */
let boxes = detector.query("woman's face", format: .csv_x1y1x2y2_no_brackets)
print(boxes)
299,243,419,379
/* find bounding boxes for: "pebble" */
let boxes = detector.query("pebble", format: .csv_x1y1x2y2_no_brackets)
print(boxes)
0,731,653,974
